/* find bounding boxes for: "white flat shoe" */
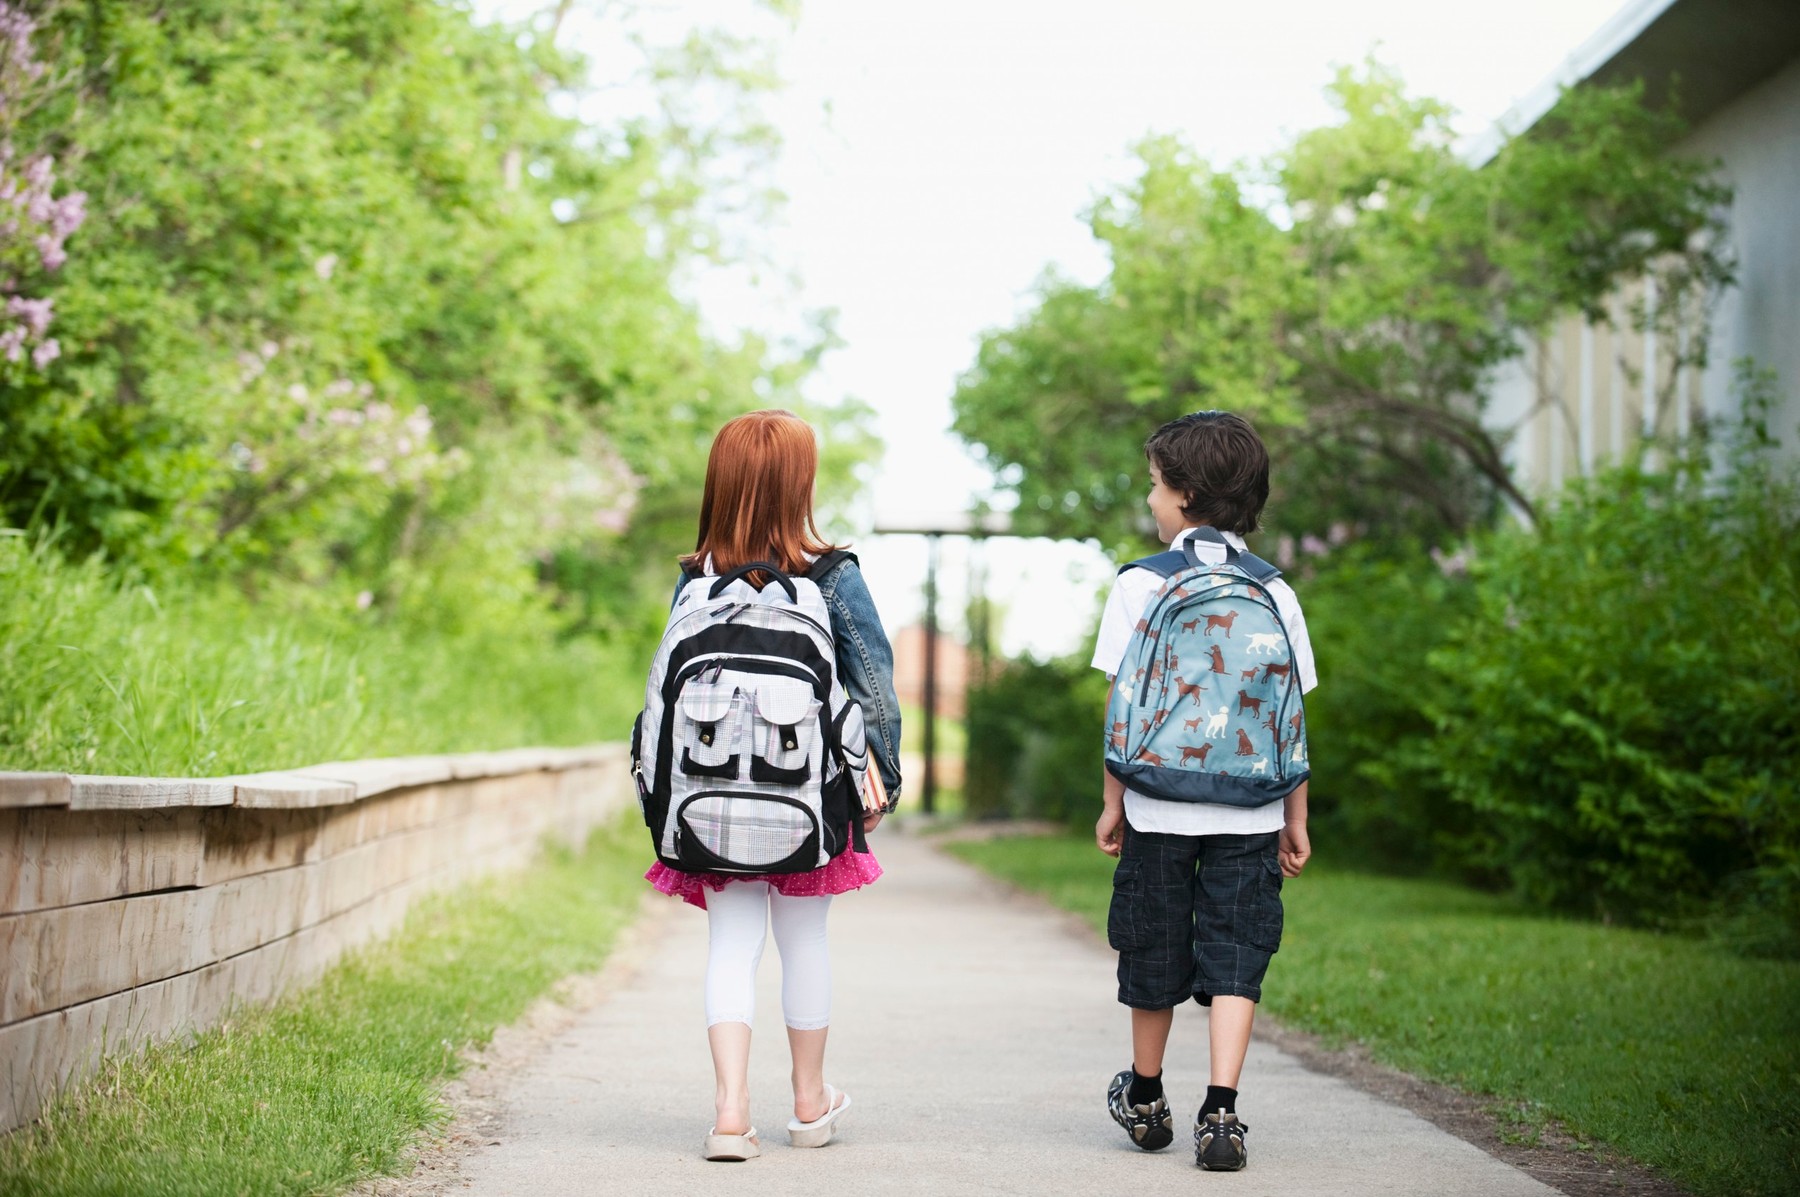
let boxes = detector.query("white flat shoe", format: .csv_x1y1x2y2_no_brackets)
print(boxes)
702,1126,761,1161
787,1085,851,1148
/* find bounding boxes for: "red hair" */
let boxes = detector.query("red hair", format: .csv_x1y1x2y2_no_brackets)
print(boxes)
681,410,841,580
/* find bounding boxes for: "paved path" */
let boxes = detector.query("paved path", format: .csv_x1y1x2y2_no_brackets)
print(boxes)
458,828,1560,1197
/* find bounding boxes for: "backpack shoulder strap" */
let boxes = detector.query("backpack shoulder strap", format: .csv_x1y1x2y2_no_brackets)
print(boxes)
1116,541,1283,585
1234,551,1283,585
804,548,859,582
1118,549,1190,579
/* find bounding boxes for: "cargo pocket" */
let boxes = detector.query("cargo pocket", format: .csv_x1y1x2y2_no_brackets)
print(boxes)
750,678,819,785
679,683,743,780
1246,853,1285,953
1107,859,1147,952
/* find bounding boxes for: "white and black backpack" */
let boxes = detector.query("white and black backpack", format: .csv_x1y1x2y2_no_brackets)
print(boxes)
631,553,869,874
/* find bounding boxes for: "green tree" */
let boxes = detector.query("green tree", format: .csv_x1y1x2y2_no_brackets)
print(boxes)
951,62,1732,553
0,0,869,633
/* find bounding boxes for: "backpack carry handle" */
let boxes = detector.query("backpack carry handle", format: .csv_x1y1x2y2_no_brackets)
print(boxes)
1181,526,1242,569
708,560,799,603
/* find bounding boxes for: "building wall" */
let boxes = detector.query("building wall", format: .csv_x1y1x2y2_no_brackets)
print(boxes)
1487,54,1800,498
1682,55,1800,442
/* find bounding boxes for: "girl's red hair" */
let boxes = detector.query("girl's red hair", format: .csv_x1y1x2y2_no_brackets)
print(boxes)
681,409,841,580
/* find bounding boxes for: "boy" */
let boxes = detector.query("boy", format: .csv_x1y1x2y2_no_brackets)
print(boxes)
1091,410,1314,1171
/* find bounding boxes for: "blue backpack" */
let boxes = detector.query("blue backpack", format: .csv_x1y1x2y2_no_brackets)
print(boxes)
1103,528,1309,806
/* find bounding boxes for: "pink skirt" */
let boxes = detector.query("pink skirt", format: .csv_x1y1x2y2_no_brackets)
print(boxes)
646,839,883,910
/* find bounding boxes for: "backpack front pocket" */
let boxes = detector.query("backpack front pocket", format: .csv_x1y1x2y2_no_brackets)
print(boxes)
675,791,820,873
749,679,820,785
678,683,744,779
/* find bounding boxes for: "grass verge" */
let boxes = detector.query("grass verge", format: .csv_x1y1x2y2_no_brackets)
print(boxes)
0,530,642,776
947,833,1800,1197
0,817,649,1196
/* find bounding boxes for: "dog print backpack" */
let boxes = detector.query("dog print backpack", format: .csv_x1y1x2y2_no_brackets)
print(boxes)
1103,528,1309,806
631,553,869,875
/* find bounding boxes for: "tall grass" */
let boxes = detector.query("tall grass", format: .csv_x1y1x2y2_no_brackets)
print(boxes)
0,531,640,775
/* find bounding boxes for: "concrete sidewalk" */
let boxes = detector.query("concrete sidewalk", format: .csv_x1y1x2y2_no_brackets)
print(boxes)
455,828,1560,1197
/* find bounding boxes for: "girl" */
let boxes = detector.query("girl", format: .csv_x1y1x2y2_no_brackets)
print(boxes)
644,409,902,1161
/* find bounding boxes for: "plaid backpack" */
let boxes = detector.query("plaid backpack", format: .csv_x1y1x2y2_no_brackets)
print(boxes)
631,553,869,874
1103,529,1309,806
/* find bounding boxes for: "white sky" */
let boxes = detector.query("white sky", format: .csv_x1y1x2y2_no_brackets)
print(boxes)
552,0,1632,657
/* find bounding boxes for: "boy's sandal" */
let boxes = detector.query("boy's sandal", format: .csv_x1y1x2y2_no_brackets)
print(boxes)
702,1126,761,1161
787,1084,852,1148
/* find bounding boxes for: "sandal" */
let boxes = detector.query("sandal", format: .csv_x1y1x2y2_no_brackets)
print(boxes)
787,1084,851,1148
702,1126,761,1161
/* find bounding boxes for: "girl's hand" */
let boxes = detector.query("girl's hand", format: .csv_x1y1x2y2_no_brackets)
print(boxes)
861,809,884,835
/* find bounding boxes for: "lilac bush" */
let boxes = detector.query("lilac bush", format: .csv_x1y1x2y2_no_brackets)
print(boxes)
0,1,83,373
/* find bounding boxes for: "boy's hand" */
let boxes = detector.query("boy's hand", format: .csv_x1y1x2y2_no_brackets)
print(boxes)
1279,820,1311,877
1096,805,1124,856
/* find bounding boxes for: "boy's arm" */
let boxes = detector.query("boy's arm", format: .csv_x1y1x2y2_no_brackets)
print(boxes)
1279,779,1311,877
1096,761,1126,856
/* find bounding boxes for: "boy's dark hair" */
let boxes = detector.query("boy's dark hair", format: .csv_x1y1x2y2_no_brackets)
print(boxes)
1144,411,1270,536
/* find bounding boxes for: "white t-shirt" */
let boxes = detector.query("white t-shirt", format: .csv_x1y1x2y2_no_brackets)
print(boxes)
1091,527,1318,836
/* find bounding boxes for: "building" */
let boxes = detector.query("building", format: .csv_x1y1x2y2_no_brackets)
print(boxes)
1478,0,1800,495
891,623,970,719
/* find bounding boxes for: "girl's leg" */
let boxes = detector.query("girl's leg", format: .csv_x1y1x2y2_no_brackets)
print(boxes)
705,882,770,1134
768,890,834,1122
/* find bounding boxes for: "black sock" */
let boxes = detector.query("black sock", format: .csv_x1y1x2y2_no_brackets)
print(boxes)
1127,1070,1164,1106
1203,1085,1238,1116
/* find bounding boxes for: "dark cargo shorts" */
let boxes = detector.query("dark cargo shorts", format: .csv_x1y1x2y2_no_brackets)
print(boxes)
1108,824,1284,1010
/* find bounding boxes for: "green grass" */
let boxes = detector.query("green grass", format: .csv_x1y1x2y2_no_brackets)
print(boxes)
947,833,1800,1197
0,818,649,1196
0,531,641,775
900,703,966,759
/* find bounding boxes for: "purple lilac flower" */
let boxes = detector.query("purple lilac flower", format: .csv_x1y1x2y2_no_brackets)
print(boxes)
7,294,50,335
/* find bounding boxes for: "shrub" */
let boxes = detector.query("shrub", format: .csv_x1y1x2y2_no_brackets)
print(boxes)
1297,546,1482,874
964,656,1111,825
1422,376,1800,941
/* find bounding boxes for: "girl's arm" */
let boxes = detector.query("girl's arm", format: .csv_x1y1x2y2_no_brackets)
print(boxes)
820,560,904,809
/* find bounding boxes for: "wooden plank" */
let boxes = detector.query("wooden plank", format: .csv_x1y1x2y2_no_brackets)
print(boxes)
313,783,454,860
292,756,456,800
67,776,236,811
0,774,71,810
0,807,205,915
541,744,625,772
446,747,553,780
227,771,358,810
194,805,328,889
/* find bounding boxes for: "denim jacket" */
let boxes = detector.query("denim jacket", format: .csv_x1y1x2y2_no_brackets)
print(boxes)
670,555,904,807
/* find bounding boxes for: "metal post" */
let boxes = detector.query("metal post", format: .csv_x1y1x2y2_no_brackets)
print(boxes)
922,533,940,815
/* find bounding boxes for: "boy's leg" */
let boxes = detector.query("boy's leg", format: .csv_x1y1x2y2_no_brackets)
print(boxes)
1132,1006,1175,1078
1207,996,1255,1088
1191,831,1283,1170
1106,824,1201,1151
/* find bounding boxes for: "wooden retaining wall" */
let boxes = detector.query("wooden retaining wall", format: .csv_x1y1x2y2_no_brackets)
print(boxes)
0,745,632,1131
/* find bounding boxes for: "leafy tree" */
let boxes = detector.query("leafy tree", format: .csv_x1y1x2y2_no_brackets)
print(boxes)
951,62,1733,553
0,0,868,633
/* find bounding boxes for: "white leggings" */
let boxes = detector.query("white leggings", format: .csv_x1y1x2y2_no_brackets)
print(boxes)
705,883,832,1031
